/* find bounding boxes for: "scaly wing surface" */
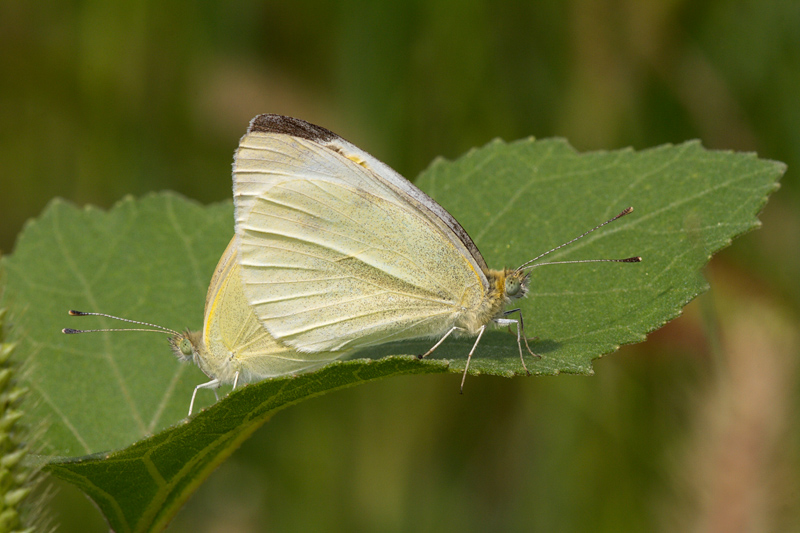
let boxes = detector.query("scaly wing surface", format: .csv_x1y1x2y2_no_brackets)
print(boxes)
203,236,343,381
233,115,487,352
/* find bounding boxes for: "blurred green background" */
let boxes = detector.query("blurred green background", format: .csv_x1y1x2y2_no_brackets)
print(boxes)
2,0,799,531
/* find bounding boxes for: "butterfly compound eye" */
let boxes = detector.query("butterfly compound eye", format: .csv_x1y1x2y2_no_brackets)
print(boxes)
506,277,521,297
180,338,193,357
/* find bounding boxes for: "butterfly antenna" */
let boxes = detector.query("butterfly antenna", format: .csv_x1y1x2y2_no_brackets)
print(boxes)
62,310,181,336
517,207,641,271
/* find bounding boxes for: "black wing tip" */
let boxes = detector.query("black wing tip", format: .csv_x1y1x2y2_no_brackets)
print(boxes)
248,114,337,143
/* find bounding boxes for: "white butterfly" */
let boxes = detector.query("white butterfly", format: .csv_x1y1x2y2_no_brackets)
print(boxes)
233,115,640,389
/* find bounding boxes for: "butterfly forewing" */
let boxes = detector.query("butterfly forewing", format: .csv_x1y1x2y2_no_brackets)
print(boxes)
233,126,487,353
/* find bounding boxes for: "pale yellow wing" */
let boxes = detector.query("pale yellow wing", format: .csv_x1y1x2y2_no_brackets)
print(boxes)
200,236,343,383
232,115,488,352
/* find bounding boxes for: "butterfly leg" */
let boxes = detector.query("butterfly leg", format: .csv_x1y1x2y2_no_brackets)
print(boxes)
497,309,538,375
232,371,240,391
460,325,486,393
419,326,464,359
188,378,220,417
501,308,534,353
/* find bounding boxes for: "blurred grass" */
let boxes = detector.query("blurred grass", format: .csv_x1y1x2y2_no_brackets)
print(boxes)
2,0,798,531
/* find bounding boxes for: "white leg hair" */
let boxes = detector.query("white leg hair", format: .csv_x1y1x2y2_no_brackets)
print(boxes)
187,371,241,417
188,378,220,417
496,308,537,375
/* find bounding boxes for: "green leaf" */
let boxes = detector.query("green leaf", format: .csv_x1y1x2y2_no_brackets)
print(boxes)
44,357,444,533
0,138,783,532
